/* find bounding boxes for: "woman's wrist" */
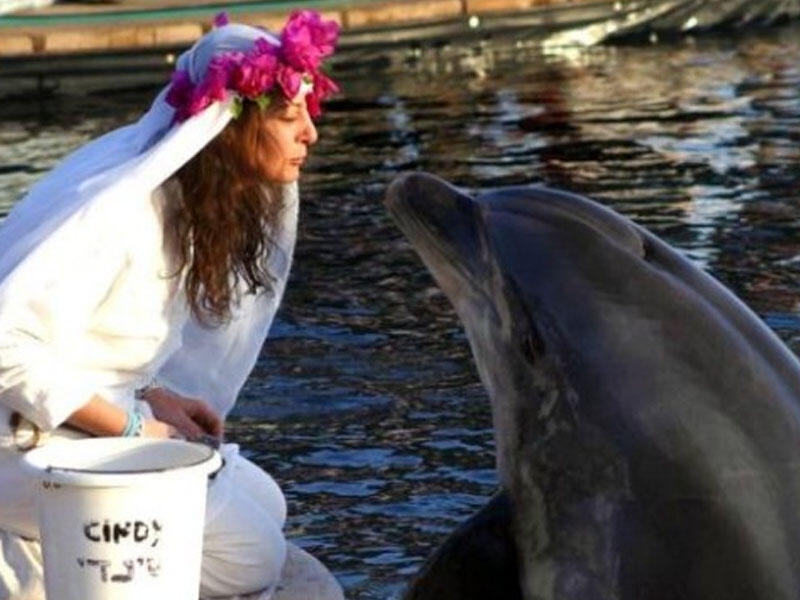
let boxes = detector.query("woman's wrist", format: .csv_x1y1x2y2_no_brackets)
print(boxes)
68,395,133,437
134,381,162,402
66,394,174,438
120,407,145,437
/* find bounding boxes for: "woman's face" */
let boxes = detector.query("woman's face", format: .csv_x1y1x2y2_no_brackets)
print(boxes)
257,97,319,184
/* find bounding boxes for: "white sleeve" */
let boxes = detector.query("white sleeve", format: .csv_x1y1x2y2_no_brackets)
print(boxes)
156,183,299,417
0,200,130,431
155,292,279,417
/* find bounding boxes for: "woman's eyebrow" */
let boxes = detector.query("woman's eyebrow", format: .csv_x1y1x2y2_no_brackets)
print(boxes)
281,105,302,118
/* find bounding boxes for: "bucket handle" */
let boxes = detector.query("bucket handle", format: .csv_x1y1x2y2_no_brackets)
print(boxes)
209,456,226,481
9,412,41,452
185,434,225,480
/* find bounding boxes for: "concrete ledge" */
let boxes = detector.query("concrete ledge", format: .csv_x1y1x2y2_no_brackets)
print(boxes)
343,0,463,28
235,9,344,35
36,21,203,53
237,543,344,600
0,0,592,57
0,33,33,54
465,0,555,12
152,22,205,45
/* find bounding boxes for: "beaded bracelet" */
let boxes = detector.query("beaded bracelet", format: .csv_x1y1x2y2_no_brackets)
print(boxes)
134,381,160,401
121,408,144,437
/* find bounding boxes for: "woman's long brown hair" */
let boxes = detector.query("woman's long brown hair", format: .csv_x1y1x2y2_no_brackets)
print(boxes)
170,101,287,325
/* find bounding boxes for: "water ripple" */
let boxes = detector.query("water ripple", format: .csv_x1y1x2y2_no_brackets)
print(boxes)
1,22,800,599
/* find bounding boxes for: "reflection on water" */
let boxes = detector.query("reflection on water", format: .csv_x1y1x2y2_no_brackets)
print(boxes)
2,23,800,598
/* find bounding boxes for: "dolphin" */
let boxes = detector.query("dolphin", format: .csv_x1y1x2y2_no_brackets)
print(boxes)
384,172,800,600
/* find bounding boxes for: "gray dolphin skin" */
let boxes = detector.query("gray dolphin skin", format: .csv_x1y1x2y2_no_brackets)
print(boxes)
385,172,800,600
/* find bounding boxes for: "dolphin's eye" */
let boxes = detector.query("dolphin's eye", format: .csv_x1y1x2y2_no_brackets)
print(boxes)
642,237,656,262
521,329,545,363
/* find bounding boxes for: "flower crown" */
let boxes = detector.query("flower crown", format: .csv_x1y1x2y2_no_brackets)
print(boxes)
166,10,340,123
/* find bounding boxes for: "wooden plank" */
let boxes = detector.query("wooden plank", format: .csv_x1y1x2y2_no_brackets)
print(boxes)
0,32,33,55
344,0,463,28
465,0,557,12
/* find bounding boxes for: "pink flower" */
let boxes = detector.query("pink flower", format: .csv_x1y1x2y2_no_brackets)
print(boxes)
230,50,278,99
165,70,199,121
165,69,193,108
253,37,278,55
212,11,229,28
183,88,213,120
166,60,229,121
205,56,233,94
166,10,340,122
280,10,340,71
276,64,304,99
305,93,321,119
306,71,339,118
196,79,226,105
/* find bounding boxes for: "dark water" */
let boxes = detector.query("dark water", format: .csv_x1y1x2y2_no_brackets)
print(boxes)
2,22,800,598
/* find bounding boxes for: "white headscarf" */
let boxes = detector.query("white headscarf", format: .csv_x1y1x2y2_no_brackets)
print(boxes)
0,23,299,418
0,24,282,273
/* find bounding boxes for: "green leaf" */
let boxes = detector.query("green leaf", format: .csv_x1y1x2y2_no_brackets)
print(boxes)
230,98,243,119
256,95,272,111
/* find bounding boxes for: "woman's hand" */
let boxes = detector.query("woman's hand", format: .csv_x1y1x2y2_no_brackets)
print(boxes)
141,418,177,439
141,387,224,441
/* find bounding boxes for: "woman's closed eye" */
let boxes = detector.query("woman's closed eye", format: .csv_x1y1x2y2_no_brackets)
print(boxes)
280,102,306,121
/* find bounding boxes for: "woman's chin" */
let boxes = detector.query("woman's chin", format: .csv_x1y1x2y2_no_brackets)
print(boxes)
265,168,301,185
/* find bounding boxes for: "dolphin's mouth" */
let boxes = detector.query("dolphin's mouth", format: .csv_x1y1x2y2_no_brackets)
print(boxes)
385,172,487,291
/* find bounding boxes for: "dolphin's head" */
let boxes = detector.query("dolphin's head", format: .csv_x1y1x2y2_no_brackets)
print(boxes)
385,171,676,484
387,171,800,600
386,170,648,349
385,172,495,317
385,171,647,318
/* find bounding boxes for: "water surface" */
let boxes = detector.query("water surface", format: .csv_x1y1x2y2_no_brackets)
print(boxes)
1,23,800,598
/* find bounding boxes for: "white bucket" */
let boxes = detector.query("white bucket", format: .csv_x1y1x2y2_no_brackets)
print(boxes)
23,437,222,600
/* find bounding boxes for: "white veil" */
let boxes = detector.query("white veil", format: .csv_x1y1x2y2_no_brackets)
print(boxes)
0,23,299,418
0,24,281,279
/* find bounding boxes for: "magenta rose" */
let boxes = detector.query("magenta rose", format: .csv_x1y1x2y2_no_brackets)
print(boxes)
231,50,278,99
212,11,229,28
276,64,304,99
165,70,193,109
204,57,233,98
281,10,340,71
306,71,339,118
165,10,340,122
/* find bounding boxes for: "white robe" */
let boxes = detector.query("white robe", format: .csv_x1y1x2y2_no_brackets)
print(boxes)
0,177,298,597
0,124,299,600
0,179,298,537
0,24,303,597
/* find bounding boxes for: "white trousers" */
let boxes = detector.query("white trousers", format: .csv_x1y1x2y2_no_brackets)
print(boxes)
0,444,287,600
202,446,287,598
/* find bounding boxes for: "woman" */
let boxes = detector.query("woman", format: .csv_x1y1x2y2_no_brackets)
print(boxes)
0,10,339,599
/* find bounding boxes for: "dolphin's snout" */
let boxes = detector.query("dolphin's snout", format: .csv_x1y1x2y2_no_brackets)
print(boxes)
385,172,487,288
385,172,477,241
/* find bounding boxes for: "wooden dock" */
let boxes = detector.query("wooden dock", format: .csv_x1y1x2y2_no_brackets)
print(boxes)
0,0,620,57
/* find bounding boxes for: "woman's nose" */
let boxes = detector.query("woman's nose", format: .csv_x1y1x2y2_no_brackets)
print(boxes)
299,108,318,146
